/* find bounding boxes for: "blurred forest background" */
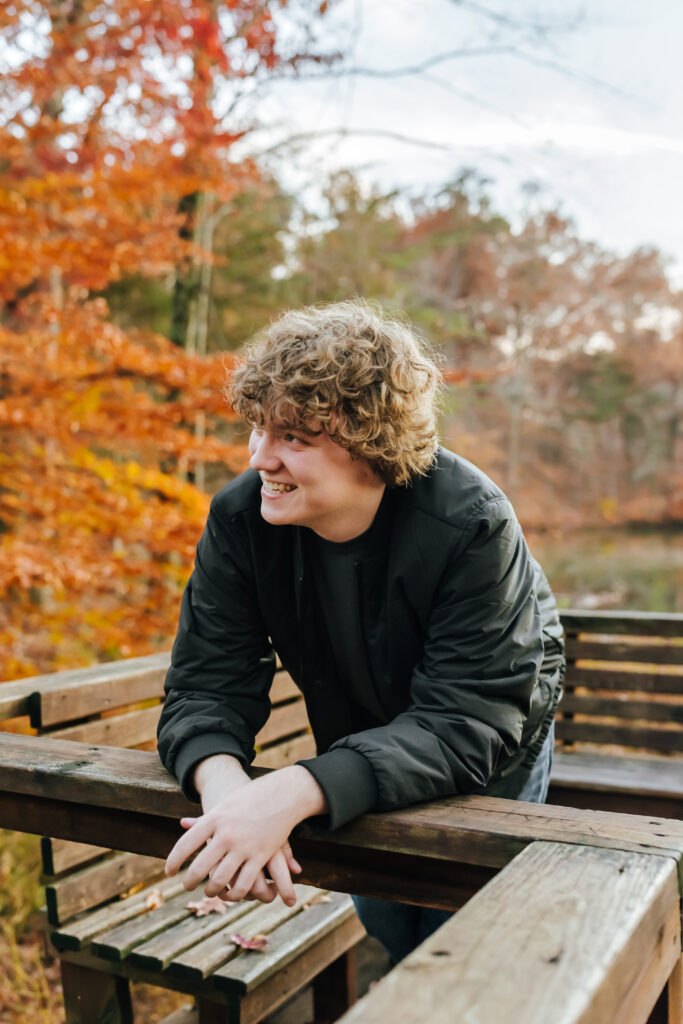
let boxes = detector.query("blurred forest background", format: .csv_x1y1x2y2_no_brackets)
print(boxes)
0,1,682,1017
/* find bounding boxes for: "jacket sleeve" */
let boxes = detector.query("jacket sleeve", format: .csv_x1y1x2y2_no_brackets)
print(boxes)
299,496,545,828
157,505,275,802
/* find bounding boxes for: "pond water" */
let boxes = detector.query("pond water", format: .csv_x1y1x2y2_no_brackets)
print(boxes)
527,527,683,613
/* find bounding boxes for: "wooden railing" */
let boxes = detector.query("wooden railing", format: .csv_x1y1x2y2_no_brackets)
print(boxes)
1,730,682,1022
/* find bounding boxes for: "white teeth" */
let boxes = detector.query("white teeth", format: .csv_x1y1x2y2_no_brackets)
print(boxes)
264,481,295,493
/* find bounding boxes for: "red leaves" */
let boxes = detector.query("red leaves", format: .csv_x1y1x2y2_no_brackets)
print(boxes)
230,933,269,951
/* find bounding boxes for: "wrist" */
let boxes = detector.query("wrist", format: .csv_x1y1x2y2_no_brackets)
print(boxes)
281,764,328,822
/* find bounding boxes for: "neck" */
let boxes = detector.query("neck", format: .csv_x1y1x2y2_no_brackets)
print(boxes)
315,481,387,543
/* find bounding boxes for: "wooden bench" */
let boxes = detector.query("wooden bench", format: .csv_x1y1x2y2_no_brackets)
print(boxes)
0,657,364,1024
549,610,683,820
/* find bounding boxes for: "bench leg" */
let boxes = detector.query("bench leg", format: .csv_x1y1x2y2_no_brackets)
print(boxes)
647,957,683,1024
60,960,133,1024
312,948,357,1023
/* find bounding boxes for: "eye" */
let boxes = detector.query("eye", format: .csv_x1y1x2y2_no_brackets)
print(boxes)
282,432,307,445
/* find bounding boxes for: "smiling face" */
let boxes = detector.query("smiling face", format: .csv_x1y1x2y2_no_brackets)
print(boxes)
248,422,386,542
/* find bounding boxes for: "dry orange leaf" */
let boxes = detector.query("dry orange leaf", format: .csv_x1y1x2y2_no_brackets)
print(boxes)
187,896,229,916
145,888,165,910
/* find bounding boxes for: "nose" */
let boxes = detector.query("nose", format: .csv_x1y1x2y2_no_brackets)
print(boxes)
249,429,281,472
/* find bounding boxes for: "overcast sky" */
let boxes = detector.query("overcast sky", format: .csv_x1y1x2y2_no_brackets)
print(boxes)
247,0,683,284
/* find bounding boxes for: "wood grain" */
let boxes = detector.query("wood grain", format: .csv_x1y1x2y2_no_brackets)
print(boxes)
336,841,681,1024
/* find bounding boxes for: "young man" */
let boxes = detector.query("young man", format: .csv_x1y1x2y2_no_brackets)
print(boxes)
158,301,565,963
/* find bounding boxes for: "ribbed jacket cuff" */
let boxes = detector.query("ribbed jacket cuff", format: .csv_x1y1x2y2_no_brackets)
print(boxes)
297,747,378,831
174,733,249,803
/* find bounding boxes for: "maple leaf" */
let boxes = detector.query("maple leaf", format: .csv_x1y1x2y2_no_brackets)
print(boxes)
230,933,269,951
145,888,165,910
187,896,229,916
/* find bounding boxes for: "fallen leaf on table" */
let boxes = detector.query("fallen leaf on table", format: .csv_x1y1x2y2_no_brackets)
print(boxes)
187,896,228,916
145,889,165,910
230,933,269,950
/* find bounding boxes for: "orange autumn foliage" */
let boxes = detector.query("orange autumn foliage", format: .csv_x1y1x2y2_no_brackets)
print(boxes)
0,0,335,680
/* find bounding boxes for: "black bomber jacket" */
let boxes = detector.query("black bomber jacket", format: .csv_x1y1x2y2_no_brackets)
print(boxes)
158,447,565,830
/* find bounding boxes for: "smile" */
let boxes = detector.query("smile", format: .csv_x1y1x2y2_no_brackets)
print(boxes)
262,480,297,494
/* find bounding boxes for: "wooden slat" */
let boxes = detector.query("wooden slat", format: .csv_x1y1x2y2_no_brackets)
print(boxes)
92,885,245,962
234,913,363,1024
560,609,683,637
559,694,683,723
336,841,680,1024
551,752,683,802
563,667,683,694
47,704,162,747
167,885,321,982
213,891,359,994
51,876,187,952
253,732,317,769
565,638,683,666
0,676,41,720
5,735,683,908
42,837,108,876
555,720,683,753
255,701,310,748
30,653,170,728
128,894,287,972
270,671,300,705
46,851,164,926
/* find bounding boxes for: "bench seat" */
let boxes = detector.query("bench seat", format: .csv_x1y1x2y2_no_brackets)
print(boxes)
51,878,362,1024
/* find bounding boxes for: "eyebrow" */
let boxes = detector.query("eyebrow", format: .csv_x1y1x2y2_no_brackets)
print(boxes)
272,422,322,438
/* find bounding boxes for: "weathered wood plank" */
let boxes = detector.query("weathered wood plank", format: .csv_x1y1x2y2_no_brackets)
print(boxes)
269,672,300,704
90,884,206,961
555,720,683,752
0,675,41,720
46,851,164,926
168,886,321,982
51,876,187,952
230,914,362,1024
47,704,162,748
4,735,683,912
336,842,681,1024
213,891,360,993
551,752,683,801
560,610,683,637
253,732,316,769
42,837,108,876
565,638,683,666
30,653,170,728
560,694,683,723
563,667,683,694
254,701,310,748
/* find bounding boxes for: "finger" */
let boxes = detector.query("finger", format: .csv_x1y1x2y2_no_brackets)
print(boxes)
180,817,199,829
248,871,276,904
203,852,243,898
227,861,262,904
182,837,231,890
165,819,216,876
268,851,296,907
281,841,302,875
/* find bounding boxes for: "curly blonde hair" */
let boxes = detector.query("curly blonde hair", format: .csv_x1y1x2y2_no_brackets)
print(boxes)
227,300,442,486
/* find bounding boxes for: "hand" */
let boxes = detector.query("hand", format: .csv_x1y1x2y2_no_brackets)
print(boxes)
165,765,326,906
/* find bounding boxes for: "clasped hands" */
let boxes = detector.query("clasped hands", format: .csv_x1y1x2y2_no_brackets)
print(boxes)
165,762,326,907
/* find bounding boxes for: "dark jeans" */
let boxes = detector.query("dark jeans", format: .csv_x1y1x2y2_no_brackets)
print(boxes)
352,723,555,964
